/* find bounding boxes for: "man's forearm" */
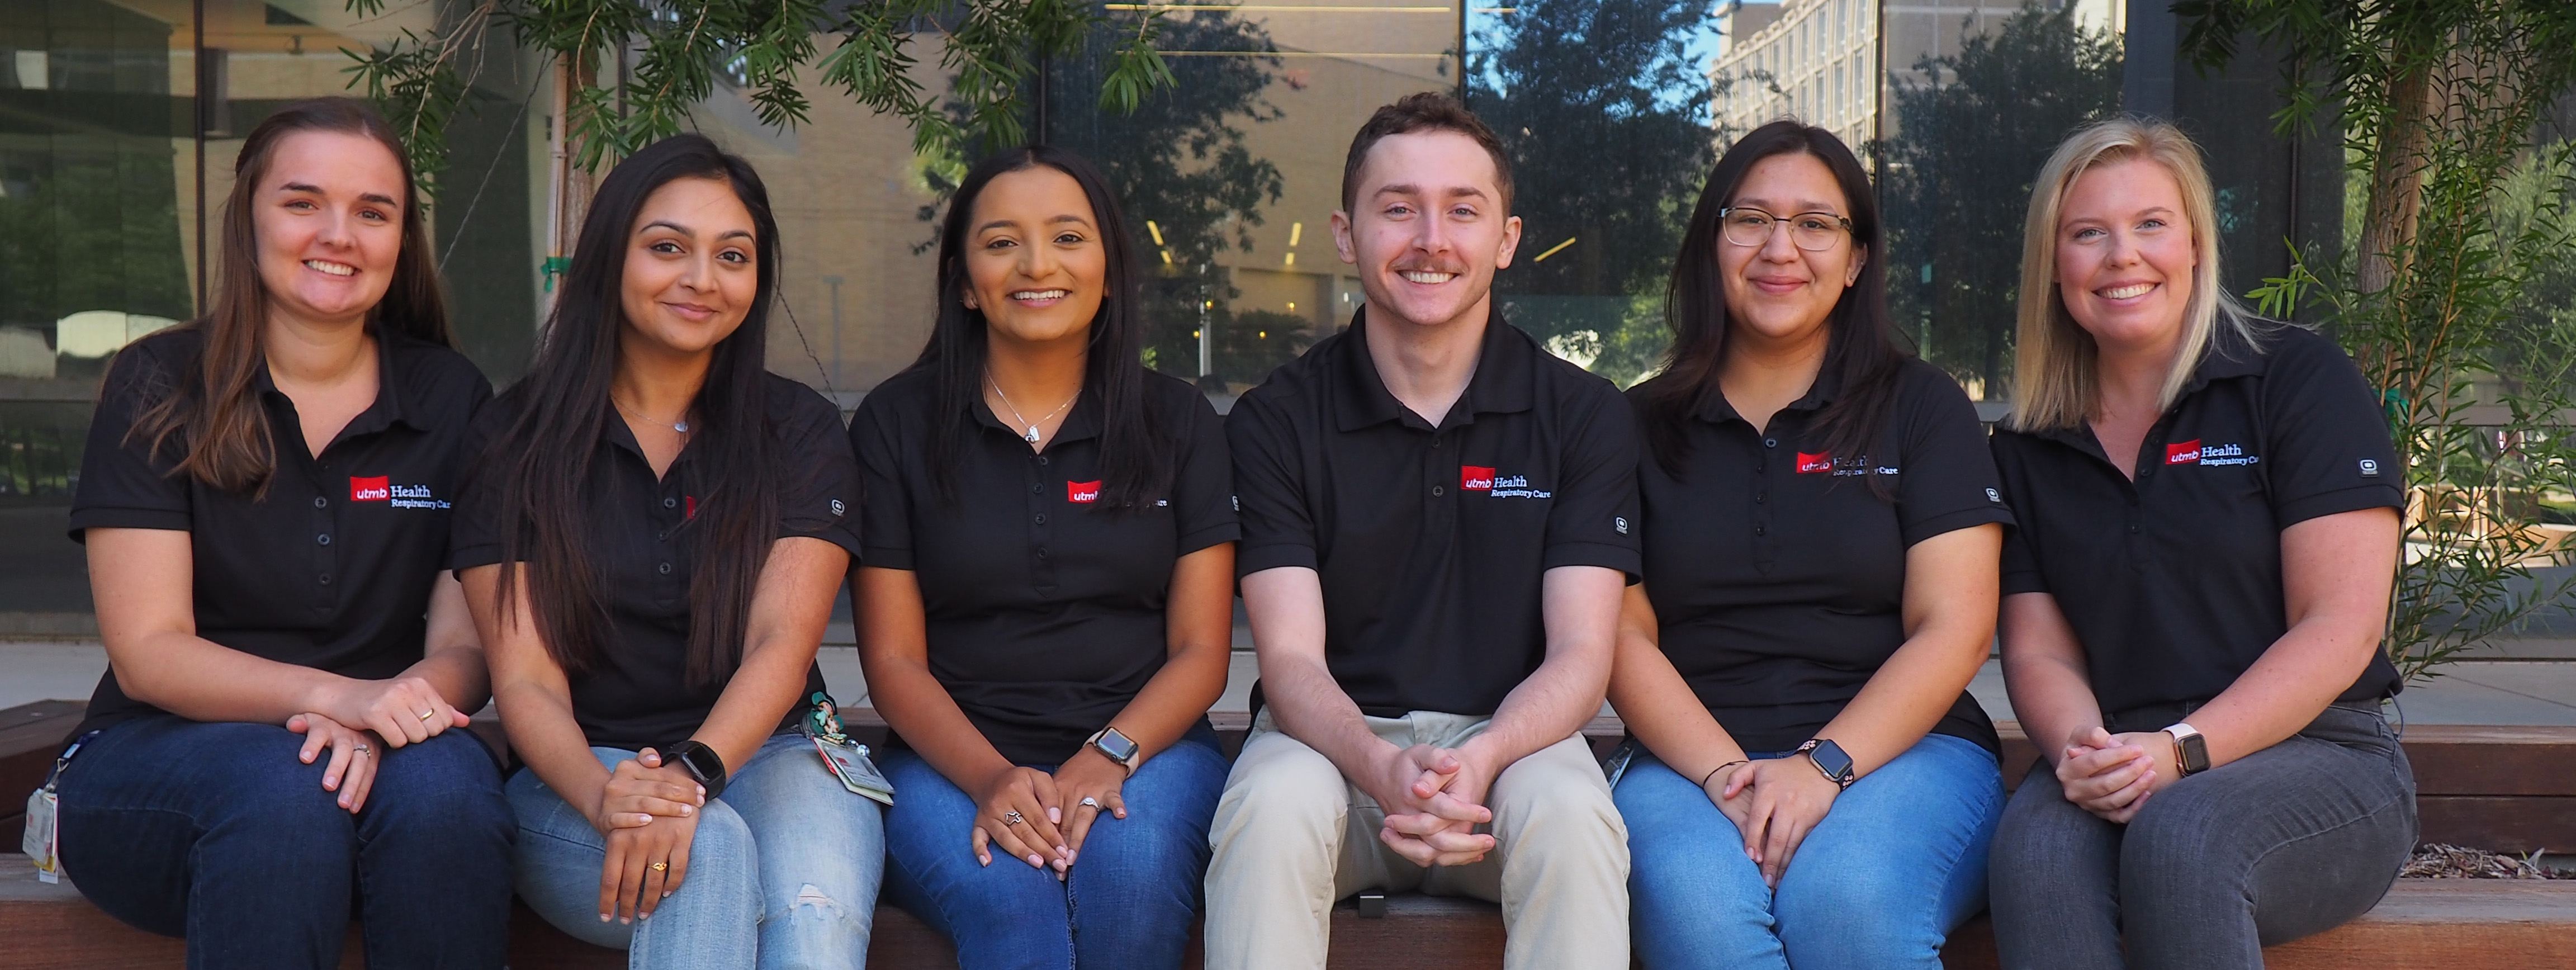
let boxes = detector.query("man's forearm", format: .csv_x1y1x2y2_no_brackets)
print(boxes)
1460,648,1607,773
1261,653,1399,782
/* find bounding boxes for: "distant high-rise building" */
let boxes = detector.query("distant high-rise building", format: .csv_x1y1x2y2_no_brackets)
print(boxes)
1710,0,2124,149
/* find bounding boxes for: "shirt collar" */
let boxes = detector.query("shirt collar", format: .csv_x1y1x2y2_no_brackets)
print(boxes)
252,325,427,441
2025,325,2272,454
1688,356,1845,426
1330,304,1537,433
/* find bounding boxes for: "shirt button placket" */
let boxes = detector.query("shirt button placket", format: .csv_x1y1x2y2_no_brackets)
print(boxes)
1753,435,1777,572
312,491,338,612
1030,452,1057,589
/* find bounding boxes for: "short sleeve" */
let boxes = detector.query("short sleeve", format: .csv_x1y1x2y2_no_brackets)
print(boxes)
68,342,195,538
1990,432,2048,596
1168,391,1239,556
1542,380,1644,579
850,392,916,570
446,396,514,572
1228,394,1319,577
2259,330,2404,526
1892,367,2014,547
775,389,861,561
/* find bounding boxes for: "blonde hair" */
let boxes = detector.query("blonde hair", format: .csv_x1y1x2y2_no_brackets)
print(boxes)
2007,116,2259,430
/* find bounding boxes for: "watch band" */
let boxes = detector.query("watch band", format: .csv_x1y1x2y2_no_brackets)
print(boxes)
664,740,729,799
1794,739,1856,789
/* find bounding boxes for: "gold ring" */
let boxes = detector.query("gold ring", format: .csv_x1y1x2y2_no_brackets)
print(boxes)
649,861,668,872
419,709,437,722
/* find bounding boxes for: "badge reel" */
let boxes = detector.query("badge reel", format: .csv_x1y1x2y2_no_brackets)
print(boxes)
23,733,93,884
803,693,894,805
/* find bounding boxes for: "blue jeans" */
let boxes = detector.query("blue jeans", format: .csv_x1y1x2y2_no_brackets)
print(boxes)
54,715,514,970
508,733,887,970
881,725,1227,970
1616,732,2004,970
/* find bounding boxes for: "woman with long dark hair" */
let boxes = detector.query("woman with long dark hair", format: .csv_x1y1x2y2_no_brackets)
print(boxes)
1606,120,2011,968
851,145,1235,968
454,134,879,968
50,97,513,968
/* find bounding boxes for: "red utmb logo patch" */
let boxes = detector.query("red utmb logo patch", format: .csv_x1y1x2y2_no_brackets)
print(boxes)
1796,452,1835,475
1460,466,1496,491
349,476,390,501
1067,481,1101,503
2167,440,2203,465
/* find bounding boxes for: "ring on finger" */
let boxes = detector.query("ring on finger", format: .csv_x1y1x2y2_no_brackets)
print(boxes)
418,709,437,722
352,743,372,756
649,860,669,872
1078,797,1101,810
1002,810,1025,826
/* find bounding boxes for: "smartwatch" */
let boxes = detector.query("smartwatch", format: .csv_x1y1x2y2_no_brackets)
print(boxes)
663,740,729,799
1795,739,1856,789
1086,726,1142,776
2162,723,2210,777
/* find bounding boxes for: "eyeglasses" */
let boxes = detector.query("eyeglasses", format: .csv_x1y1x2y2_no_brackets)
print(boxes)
1718,207,1854,252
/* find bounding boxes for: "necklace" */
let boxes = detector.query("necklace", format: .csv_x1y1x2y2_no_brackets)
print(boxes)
612,396,690,434
987,373,1076,443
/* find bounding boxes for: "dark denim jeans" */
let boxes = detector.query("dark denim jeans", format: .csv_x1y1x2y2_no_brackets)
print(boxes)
1987,702,2417,970
881,723,1227,970
53,715,515,970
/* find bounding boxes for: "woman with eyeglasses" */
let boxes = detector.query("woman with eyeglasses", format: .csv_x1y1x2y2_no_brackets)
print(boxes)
1606,120,2011,969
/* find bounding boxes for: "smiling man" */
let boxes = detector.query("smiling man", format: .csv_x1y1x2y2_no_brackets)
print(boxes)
1204,92,1637,970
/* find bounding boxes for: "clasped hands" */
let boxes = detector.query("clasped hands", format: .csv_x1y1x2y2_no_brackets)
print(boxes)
969,747,1131,879
283,675,475,814
2054,726,2180,823
1365,742,1500,868
588,749,709,925
1701,756,1842,887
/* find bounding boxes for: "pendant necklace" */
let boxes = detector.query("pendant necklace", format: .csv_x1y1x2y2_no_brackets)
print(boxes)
988,373,1076,444
613,396,690,434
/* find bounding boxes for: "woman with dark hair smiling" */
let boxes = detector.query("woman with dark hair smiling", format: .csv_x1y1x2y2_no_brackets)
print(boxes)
1607,120,2012,969
454,134,879,969
851,145,1235,969
49,97,512,969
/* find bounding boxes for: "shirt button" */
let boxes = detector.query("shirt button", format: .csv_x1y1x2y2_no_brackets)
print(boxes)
315,533,331,546
318,573,332,585
1038,456,1049,466
1037,547,1050,559
658,562,673,575
311,496,328,509
1755,524,1767,536
657,531,667,542
1030,484,1042,494
1432,485,1445,497
2130,524,2142,534
1756,493,1767,503
662,497,678,509
1034,514,1047,525
1764,438,1778,448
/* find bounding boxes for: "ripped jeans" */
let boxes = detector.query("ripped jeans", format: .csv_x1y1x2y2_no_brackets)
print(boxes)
508,733,886,970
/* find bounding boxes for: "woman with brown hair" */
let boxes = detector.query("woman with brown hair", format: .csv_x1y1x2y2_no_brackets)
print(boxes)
46,97,513,969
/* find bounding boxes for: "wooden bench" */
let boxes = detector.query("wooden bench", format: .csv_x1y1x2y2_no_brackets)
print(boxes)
7,700,2576,968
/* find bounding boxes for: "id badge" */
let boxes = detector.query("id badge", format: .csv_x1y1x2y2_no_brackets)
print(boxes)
813,736,894,805
23,787,59,883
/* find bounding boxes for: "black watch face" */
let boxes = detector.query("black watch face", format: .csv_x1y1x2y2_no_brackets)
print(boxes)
676,744,722,782
1811,741,1855,782
1096,729,1140,763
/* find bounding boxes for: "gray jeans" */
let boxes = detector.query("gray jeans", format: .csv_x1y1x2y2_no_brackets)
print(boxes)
1987,701,2417,969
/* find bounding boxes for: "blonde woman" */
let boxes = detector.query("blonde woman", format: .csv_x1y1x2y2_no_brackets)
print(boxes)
1983,117,2414,969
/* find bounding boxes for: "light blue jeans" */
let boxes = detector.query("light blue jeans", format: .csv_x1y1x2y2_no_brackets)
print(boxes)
1616,732,2003,970
507,733,887,970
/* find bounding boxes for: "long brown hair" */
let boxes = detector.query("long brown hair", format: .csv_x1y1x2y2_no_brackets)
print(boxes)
126,97,453,494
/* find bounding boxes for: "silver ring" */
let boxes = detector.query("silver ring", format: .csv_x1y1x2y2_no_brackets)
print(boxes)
1079,797,1101,810
352,743,372,756
1002,810,1025,826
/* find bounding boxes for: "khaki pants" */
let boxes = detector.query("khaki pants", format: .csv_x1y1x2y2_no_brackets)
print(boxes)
1202,709,1630,970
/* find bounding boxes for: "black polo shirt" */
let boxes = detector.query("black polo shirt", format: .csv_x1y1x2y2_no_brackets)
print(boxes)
68,326,493,737
850,368,1237,765
1631,358,2013,755
1229,307,1641,718
451,373,861,751
1991,323,2404,723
